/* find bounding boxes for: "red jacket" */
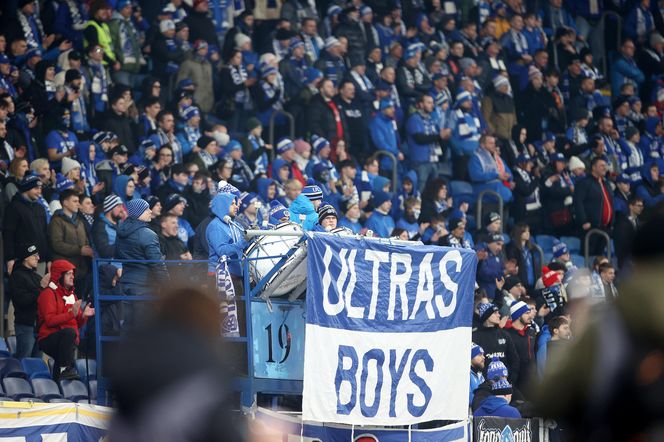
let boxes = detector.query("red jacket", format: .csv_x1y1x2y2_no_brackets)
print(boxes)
37,260,87,344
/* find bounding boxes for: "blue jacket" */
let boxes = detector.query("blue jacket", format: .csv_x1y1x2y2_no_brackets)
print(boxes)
338,216,362,234
365,210,395,238
206,193,247,275
406,110,439,163
370,113,400,171
635,161,664,207
536,324,551,379
113,175,140,203
610,55,645,97
624,5,654,41
288,195,318,231
474,396,522,419
116,217,169,294
477,251,505,296
470,370,485,405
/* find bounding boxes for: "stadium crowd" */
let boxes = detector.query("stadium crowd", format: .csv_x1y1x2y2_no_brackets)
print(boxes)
0,0,663,416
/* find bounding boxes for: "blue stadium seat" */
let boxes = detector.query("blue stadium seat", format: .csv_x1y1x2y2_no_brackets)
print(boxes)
535,235,557,253
0,339,10,358
0,358,28,379
560,236,581,254
502,233,511,244
2,378,34,401
570,253,585,268
449,180,474,199
6,336,16,357
21,358,51,380
60,380,89,403
75,359,97,382
543,253,554,265
31,379,65,403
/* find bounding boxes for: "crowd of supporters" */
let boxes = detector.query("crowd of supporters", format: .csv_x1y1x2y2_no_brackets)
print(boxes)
0,0,663,406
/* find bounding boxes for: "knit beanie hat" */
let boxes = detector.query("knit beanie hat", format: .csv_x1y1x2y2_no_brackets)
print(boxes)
302,184,323,201
55,173,75,193
372,190,392,208
542,266,560,288
217,180,241,198
318,203,338,224
509,300,530,321
103,194,123,214
552,239,569,258
491,379,514,395
269,200,290,223
477,302,499,324
16,243,39,262
182,105,200,121
493,75,510,90
239,192,258,212
528,65,542,81
276,138,295,154
61,157,81,176
568,156,585,171
312,136,331,154
18,174,42,192
126,199,149,219
471,343,484,360
197,135,216,150
487,357,509,381
503,275,521,292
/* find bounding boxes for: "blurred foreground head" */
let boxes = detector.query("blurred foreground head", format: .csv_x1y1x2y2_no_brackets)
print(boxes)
535,213,664,441
109,288,246,442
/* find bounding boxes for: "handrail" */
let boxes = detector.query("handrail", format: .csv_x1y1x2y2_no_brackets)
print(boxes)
475,189,504,232
584,228,612,268
268,110,295,162
601,11,623,80
373,150,398,190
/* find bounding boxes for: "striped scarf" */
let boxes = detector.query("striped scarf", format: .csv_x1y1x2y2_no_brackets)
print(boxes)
216,256,240,337
18,11,45,49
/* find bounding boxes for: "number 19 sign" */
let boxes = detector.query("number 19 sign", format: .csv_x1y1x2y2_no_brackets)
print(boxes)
251,301,305,380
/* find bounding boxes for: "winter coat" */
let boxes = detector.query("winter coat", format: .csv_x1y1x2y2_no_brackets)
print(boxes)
159,234,188,260
406,110,441,163
365,210,396,239
116,217,169,294
474,396,522,419
573,174,615,229
504,322,538,396
37,260,88,344
183,188,211,229
206,193,247,275
8,264,43,327
307,94,343,142
482,92,517,141
635,161,664,208
334,17,366,60
48,211,90,277
99,110,137,153
91,215,118,259
477,251,505,295
369,113,400,171
288,194,318,232
3,194,50,262
472,325,521,382
176,58,214,113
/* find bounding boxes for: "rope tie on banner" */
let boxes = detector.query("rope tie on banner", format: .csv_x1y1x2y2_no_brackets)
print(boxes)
300,420,304,442
351,424,354,442
408,424,412,442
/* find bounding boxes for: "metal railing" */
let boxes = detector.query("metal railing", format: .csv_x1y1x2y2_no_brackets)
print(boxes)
475,189,504,232
584,228,612,268
268,110,295,161
373,150,398,189
601,11,623,80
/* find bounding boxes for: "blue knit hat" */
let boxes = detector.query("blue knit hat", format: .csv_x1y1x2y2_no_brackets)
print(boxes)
549,152,565,163
360,5,372,16
491,378,513,395
269,200,290,223
239,192,258,212
261,66,278,78
289,38,304,52
312,136,330,154
471,343,484,360
276,137,294,154
372,190,392,208
509,300,530,321
55,173,75,193
487,357,509,381
182,105,200,121
379,98,395,111
302,184,323,201
552,239,569,258
18,174,42,192
224,139,242,156
477,302,499,323
454,91,472,108
305,67,323,84
616,173,631,184
517,152,532,164
217,181,241,198
404,48,418,60
126,199,150,219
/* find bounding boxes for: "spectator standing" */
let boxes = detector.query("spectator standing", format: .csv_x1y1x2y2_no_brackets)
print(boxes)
406,94,447,188
470,343,486,406
92,194,125,259
37,259,94,381
573,157,614,254
4,175,49,275
610,39,645,97
176,40,214,114
505,223,540,292
450,91,482,180
472,302,520,383
468,134,514,204
613,195,643,269
109,0,145,88
8,244,48,359
504,300,537,397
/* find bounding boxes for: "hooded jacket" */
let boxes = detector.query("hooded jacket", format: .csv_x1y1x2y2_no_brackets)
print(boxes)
116,217,169,293
206,193,247,275
48,210,91,277
113,175,139,203
92,214,118,259
37,260,87,344
473,395,522,419
504,320,538,396
288,194,318,231
635,161,664,207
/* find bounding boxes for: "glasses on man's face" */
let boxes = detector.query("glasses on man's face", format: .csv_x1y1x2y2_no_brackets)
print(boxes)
160,153,173,157
153,84,161,89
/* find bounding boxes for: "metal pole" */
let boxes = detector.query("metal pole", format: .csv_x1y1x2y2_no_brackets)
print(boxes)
584,229,612,268
0,235,4,338
268,111,295,162
374,150,398,190
475,190,504,232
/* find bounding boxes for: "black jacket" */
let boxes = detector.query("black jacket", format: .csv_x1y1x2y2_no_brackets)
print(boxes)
573,174,614,229
91,215,118,259
518,85,557,143
472,325,521,383
159,234,188,260
307,94,345,142
3,194,49,262
184,11,218,46
613,213,639,267
334,96,367,158
99,110,137,153
334,17,366,59
504,323,537,397
183,188,211,230
8,264,42,326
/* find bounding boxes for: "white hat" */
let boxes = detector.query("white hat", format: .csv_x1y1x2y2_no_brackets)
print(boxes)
234,33,251,50
159,19,175,33
61,157,81,176
568,156,586,171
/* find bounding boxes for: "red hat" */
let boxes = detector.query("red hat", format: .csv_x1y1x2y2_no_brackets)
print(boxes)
542,266,560,288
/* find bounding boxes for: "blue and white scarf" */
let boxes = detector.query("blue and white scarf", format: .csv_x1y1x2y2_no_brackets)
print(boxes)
216,256,240,337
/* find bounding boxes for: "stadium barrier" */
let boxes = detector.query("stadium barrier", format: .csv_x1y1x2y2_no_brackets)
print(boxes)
583,228,612,267
268,110,295,161
475,189,504,231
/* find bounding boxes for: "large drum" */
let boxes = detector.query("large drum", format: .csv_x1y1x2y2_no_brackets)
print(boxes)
244,222,308,297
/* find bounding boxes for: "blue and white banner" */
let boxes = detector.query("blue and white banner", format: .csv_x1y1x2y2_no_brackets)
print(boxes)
302,235,477,426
